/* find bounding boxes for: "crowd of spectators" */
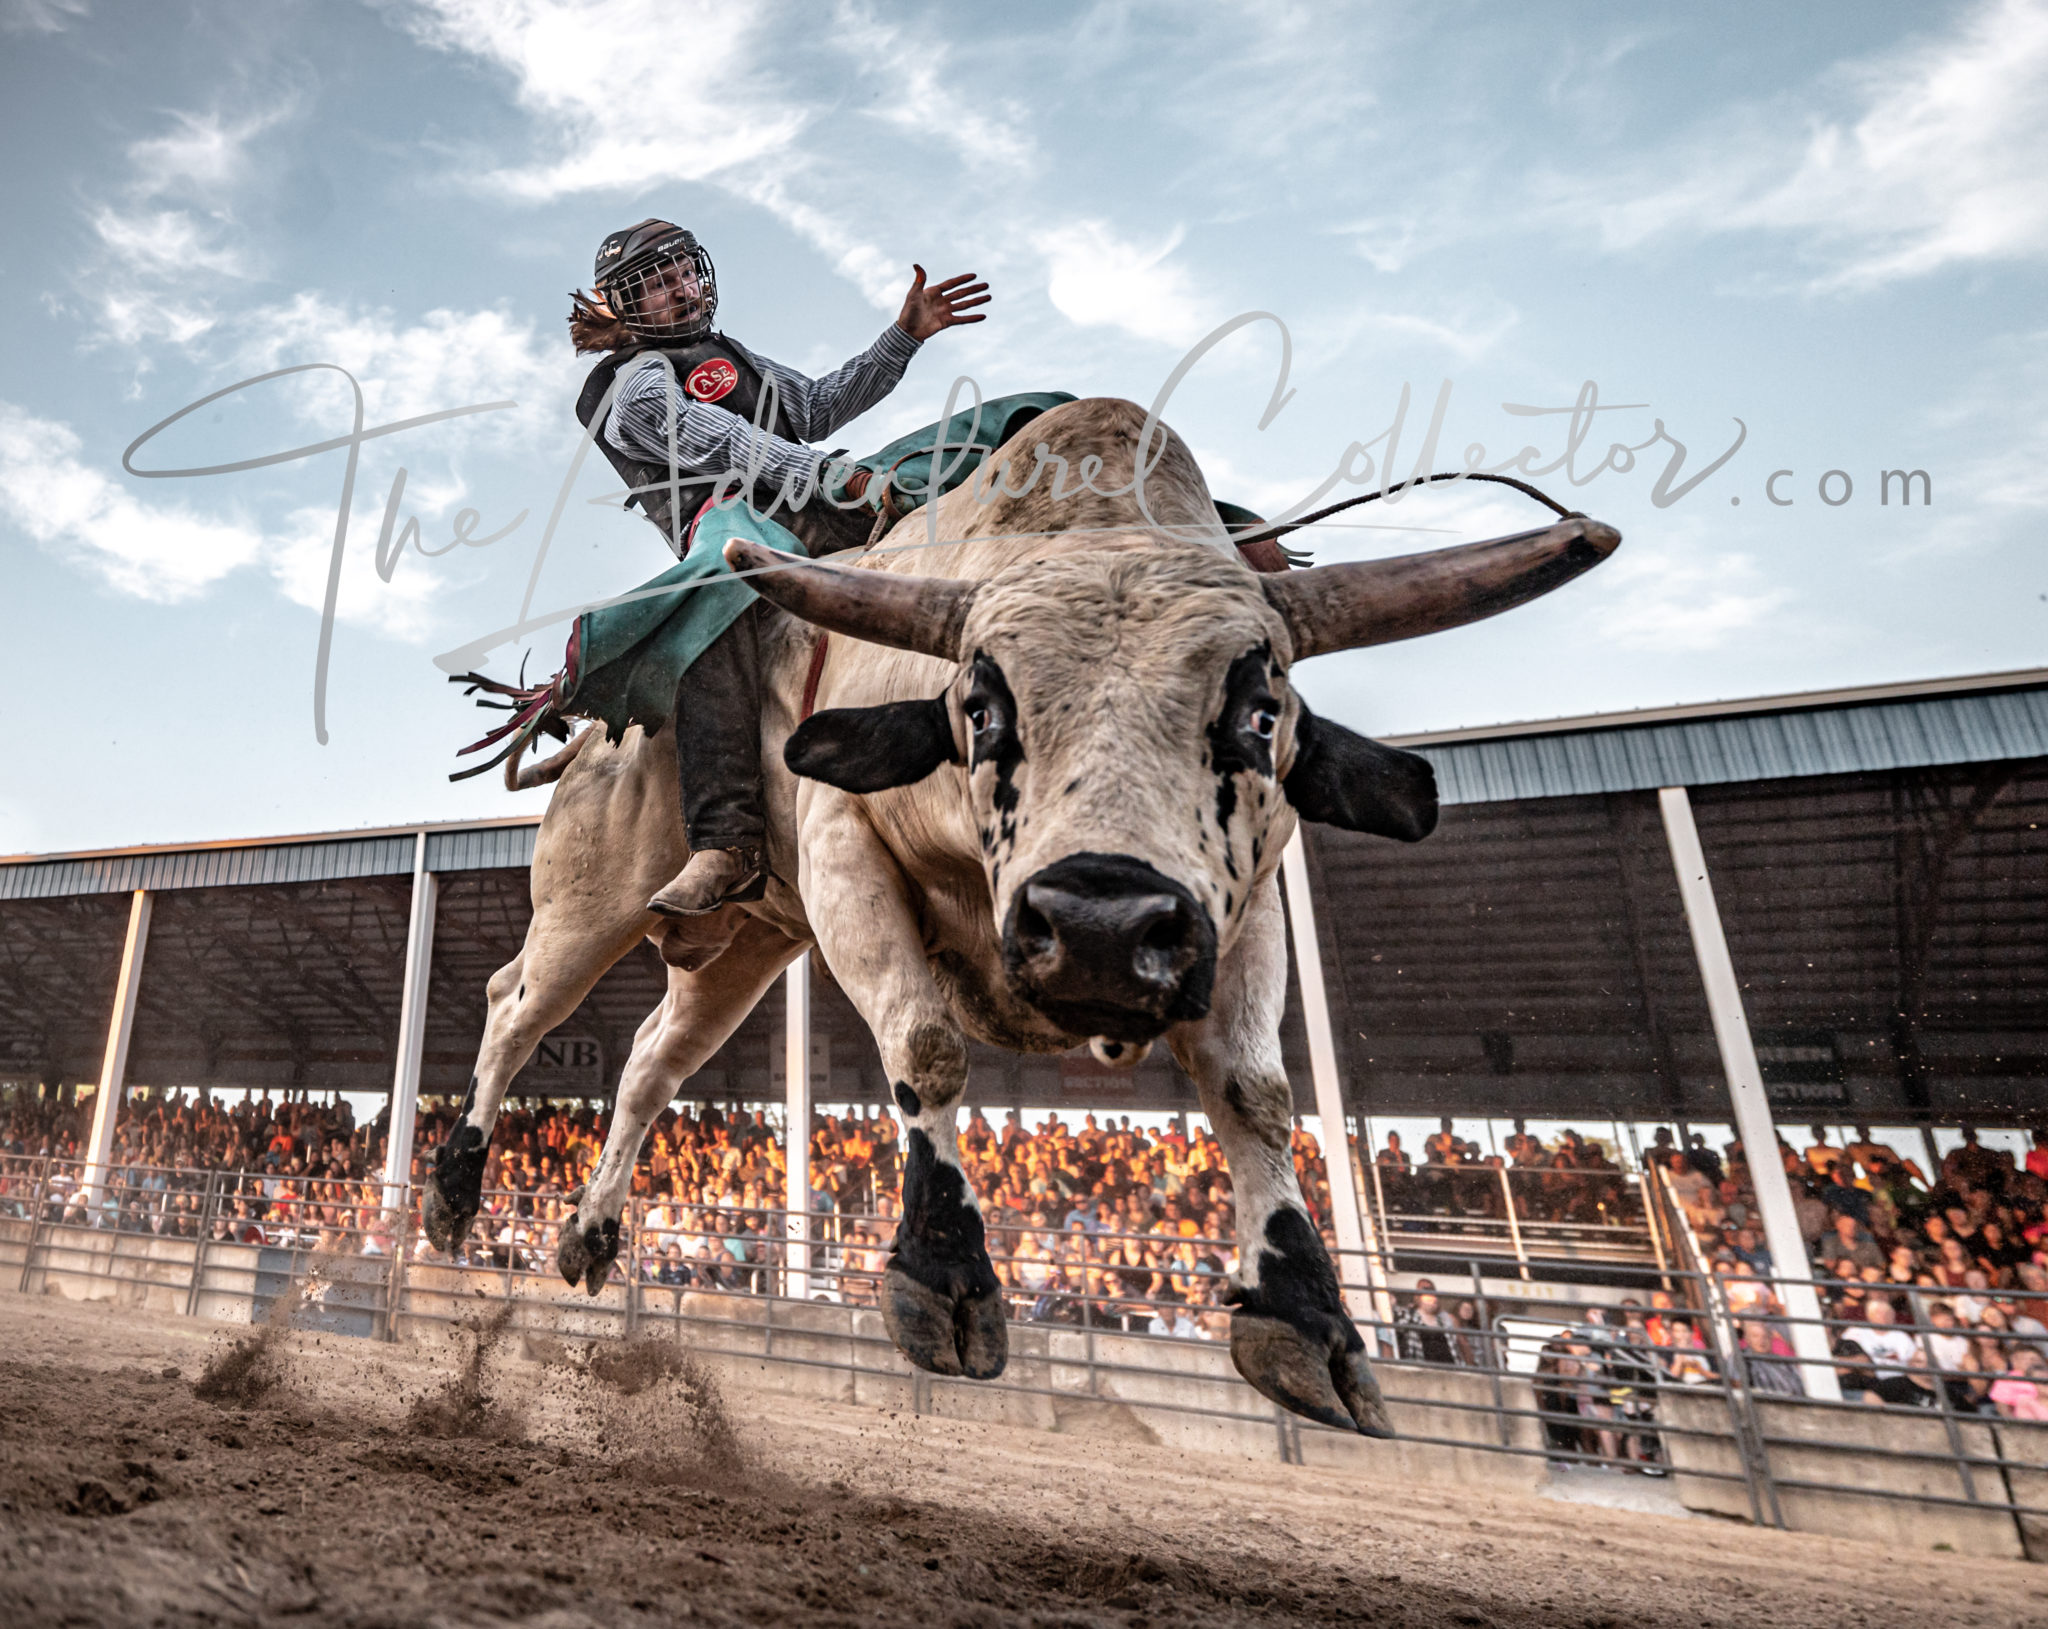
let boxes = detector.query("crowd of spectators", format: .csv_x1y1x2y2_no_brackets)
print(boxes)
1651,1122,2048,1420
8,1083,2046,1415
1374,1120,2048,1467
0,1086,1343,1338
1372,1118,1642,1227
449,1098,1290,1336
0,1085,393,1249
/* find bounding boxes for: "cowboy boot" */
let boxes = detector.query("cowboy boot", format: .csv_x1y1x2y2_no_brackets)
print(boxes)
647,845,765,918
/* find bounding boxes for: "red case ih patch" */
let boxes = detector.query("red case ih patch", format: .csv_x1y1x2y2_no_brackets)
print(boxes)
684,359,739,403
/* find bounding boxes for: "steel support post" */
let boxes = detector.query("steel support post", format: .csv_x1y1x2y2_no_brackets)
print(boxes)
783,951,811,1301
1658,787,1841,1402
386,1188,414,1343
83,889,151,1213
185,1171,221,1319
17,1158,49,1294
1280,831,1390,1328
1497,1165,1530,1280
382,832,437,1213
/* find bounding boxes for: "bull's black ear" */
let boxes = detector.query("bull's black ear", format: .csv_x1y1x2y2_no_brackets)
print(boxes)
785,697,960,793
1282,705,1438,841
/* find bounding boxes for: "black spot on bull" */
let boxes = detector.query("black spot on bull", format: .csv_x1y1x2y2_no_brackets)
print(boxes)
1222,1076,1252,1123
880,1130,1007,1380
965,653,1024,852
1207,645,1279,843
1226,1208,1395,1438
892,1080,923,1116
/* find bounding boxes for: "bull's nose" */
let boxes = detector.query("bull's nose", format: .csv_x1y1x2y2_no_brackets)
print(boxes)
1015,883,1193,992
1001,852,1218,1041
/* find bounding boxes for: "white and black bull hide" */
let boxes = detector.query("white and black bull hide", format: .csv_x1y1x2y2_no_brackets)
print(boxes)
419,397,1618,1438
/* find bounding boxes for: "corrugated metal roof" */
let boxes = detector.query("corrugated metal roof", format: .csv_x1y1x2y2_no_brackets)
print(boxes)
1389,664,2048,745
426,825,537,872
4,672,2045,896
1418,685,2048,805
0,823,539,902
0,835,418,901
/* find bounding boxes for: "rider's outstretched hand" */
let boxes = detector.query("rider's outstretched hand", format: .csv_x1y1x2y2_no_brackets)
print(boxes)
898,265,990,342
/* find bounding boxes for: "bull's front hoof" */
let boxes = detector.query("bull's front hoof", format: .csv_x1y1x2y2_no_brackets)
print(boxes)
1229,1309,1394,1438
881,1261,1007,1380
422,1124,488,1254
555,1214,621,1296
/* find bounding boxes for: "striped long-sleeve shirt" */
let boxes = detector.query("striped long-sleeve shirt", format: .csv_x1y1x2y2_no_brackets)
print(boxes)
603,323,922,491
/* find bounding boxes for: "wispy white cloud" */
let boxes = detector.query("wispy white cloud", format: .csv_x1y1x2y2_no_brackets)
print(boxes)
1339,302,1521,364
0,0,87,34
1042,222,1214,347
215,295,572,638
266,502,445,641
95,290,220,351
831,3,1035,172
1591,536,1791,652
227,292,570,442
4,285,561,626
127,107,277,194
1543,0,2048,290
390,0,1217,349
82,105,298,351
1885,325,2048,561
391,0,804,201
90,205,250,281
0,402,263,600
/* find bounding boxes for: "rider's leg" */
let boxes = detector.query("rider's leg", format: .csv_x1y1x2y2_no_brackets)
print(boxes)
648,602,767,917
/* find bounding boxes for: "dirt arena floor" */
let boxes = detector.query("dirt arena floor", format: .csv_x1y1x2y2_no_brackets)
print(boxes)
1,1290,2044,1628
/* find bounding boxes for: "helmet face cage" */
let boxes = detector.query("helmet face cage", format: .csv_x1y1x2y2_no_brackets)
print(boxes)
602,234,718,342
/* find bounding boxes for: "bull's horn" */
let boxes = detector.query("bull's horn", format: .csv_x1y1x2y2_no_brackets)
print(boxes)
723,536,977,660
1260,516,1621,660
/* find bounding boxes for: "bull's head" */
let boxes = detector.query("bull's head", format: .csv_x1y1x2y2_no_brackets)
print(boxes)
729,513,1617,1044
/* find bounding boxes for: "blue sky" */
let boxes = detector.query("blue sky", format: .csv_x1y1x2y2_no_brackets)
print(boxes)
2,0,2043,854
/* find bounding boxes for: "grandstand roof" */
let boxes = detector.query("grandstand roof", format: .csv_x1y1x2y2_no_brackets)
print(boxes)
1393,666,2048,805
3,668,2043,1124
6,667,2042,902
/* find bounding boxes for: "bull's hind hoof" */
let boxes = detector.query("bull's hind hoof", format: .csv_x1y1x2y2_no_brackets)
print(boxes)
555,1215,621,1296
881,1262,1007,1380
422,1124,488,1253
1229,1310,1394,1438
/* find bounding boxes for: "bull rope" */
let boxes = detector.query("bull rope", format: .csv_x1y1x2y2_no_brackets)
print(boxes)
1222,471,1575,555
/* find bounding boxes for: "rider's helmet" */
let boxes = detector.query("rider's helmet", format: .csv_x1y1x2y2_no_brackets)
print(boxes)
593,218,718,343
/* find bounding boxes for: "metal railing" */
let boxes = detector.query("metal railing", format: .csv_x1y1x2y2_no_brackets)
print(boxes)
6,1152,2047,1556
1361,1160,1656,1271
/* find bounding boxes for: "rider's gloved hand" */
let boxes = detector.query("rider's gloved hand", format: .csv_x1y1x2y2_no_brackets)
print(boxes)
821,457,925,524
821,458,880,510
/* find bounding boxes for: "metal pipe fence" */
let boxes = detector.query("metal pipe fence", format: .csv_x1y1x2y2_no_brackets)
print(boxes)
7,1155,2048,1554
1362,1162,1656,1270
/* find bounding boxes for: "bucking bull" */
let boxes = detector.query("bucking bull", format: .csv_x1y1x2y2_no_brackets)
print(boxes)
422,396,1618,1436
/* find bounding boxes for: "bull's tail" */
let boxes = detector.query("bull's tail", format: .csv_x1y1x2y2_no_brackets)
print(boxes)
505,722,593,791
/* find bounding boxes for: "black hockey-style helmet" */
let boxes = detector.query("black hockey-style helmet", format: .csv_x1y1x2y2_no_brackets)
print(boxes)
593,218,718,342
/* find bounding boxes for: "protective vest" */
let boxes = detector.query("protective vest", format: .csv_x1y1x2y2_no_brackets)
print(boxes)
575,334,806,558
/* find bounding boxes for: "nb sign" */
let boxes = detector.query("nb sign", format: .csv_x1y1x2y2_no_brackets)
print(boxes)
518,1034,605,1093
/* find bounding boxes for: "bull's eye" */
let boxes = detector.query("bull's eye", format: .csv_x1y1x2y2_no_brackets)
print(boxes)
962,653,1021,774
1248,702,1279,740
